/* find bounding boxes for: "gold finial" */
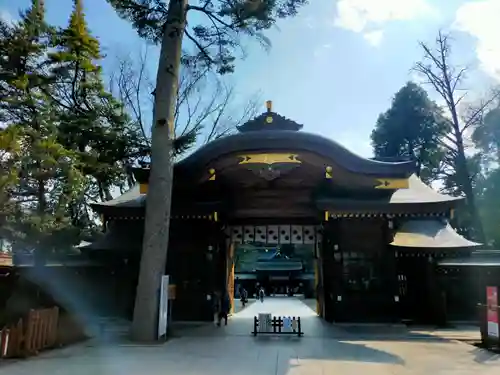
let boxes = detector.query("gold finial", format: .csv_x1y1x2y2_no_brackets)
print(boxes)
325,166,333,179
208,168,216,181
266,100,272,112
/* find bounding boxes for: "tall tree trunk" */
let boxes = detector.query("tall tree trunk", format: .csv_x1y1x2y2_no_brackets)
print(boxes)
130,0,188,342
455,135,485,241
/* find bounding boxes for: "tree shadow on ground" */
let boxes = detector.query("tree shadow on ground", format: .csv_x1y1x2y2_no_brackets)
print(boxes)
274,340,405,375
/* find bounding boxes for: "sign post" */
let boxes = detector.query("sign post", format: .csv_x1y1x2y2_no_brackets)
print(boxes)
158,275,170,340
486,286,499,339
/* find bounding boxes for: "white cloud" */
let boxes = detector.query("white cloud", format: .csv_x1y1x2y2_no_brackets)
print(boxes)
363,30,384,47
334,0,437,44
454,0,500,81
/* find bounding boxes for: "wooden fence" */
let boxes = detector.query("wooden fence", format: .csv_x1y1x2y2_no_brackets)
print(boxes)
0,307,60,358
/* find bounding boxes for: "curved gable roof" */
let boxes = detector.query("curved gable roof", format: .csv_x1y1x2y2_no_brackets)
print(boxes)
176,130,417,177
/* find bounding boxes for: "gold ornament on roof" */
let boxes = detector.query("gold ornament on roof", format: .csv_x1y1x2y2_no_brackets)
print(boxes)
375,178,409,189
239,153,301,165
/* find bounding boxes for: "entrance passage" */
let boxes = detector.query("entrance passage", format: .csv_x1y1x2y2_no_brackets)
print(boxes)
234,296,318,319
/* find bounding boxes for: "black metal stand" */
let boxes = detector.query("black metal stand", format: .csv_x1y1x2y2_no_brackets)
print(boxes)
251,316,303,337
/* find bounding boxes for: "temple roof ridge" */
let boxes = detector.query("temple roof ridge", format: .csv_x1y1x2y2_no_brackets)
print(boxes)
236,100,304,132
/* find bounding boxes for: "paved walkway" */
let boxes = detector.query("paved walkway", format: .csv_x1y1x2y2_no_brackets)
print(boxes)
2,297,500,375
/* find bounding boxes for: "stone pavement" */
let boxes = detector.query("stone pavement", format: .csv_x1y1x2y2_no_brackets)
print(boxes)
1,297,500,375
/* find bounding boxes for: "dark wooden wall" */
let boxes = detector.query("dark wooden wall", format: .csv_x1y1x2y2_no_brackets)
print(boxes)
167,220,227,321
322,218,397,322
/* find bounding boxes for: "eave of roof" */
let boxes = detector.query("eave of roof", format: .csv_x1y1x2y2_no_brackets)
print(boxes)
317,174,462,210
255,260,303,271
91,185,144,210
438,250,500,267
81,221,143,252
91,185,221,214
437,259,500,267
390,175,461,204
391,219,481,249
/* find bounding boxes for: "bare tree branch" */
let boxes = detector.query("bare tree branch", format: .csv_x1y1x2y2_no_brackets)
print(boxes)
461,92,500,135
109,43,260,157
414,30,487,241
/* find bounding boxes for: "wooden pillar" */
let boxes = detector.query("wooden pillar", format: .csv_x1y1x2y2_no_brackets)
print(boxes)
383,219,399,322
426,256,447,326
226,242,235,314
321,219,340,322
314,258,322,316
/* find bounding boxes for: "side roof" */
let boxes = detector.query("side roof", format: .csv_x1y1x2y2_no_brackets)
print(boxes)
391,219,481,248
316,174,462,212
390,175,461,204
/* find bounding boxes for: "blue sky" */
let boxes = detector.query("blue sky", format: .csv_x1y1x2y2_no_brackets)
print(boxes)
1,0,499,158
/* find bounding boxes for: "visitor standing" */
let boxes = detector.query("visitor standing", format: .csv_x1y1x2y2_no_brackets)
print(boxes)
259,287,265,303
212,291,221,325
217,291,231,326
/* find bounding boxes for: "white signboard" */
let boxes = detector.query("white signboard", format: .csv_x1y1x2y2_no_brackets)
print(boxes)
258,313,272,333
158,275,170,339
283,317,292,332
487,286,499,338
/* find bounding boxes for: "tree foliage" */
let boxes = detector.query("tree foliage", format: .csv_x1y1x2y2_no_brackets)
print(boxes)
0,0,148,258
370,82,448,183
470,97,500,247
107,0,308,74
369,32,500,242
472,98,500,164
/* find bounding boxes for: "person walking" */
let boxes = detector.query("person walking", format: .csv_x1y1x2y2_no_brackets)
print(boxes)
217,291,231,327
240,288,248,308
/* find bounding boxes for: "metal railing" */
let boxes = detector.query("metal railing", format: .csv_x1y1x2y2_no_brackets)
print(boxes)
252,315,303,337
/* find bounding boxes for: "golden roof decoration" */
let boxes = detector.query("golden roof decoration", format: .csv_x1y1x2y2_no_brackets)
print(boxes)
237,100,303,132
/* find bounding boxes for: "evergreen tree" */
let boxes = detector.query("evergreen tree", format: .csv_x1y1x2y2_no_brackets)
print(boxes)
476,168,500,248
47,0,148,228
0,0,85,259
0,127,21,234
472,101,500,164
371,82,448,183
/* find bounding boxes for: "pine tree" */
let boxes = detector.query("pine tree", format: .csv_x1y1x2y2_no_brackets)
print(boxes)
0,127,21,235
47,0,148,224
0,0,85,260
370,82,449,183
